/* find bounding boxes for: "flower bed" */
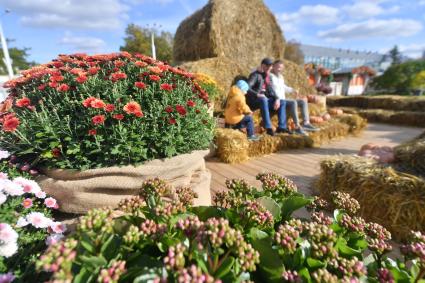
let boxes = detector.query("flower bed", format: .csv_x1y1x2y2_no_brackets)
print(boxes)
34,173,425,282
0,153,65,282
0,52,214,170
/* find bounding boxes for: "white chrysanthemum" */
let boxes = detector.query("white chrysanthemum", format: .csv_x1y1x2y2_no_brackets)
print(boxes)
0,223,18,243
35,190,46,199
0,150,10,160
50,222,67,234
13,177,41,194
1,180,24,196
16,217,29,228
26,212,52,229
45,234,64,246
0,172,8,180
0,192,6,205
0,241,18,257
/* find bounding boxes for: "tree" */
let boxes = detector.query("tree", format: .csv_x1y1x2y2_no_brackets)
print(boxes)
371,59,425,94
388,45,402,65
120,24,173,63
0,40,36,75
284,40,304,65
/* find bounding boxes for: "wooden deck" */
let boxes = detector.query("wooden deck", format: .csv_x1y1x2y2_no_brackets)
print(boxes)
207,123,424,197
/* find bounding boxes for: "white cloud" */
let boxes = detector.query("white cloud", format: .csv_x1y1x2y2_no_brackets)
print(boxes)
280,5,340,26
0,0,129,30
318,19,422,40
343,0,399,20
59,33,106,52
398,43,425,58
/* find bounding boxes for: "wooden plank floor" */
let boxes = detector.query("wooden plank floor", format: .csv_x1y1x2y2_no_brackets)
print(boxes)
207,123,424,197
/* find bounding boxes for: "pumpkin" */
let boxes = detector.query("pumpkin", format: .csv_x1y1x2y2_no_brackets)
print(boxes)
322,113,331,121
310,116,324,124
329,108,344,116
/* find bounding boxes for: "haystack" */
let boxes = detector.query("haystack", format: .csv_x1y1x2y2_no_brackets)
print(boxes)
317,155,425,240
174,0,285,66
336,114,368,135
175,0,316,110
394,130,425,178
215,128,249,163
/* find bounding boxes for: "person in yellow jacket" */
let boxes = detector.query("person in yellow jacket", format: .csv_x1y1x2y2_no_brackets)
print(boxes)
224,80,260,141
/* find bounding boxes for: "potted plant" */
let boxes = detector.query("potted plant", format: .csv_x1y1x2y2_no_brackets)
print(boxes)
0,52,215,213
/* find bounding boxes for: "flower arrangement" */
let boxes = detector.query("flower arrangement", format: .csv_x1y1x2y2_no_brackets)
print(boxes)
35,173,425,282
0,151,65,282
194,72,222,108
352,66,376,77
0,52,215,170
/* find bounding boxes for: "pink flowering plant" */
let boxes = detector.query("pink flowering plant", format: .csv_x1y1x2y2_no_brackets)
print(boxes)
35,174,425,282
0,52,214,170
0,159,65,282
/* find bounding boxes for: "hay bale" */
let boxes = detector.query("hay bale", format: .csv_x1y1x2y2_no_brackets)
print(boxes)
316,155,425,240
215,128,249,163
174,0,285,67
327,95,425,112
282,60,317,96
339,108,425,127
335,114,368,135
394,131,425,177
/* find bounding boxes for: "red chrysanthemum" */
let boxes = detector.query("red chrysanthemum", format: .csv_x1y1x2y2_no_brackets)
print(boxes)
88,67,100,75
50,75,64,82
165,106,173,113
52,148,61,158
169,118,176,125
57,84,70,92
92,115,106,125
2,116,20,132
76,75,88,84
135,61,148,68
148,66,162,74
123,101,141,114
82,97,96,108
105,104,115,112
38,84,46,91
134,111,144,118
149,75,161,82
48,82,58,88
88,129,97,135
175,105,187,116
160,83,173,91
16,97,31,108
134,82,146,89
195,109,201,114
113,114,124,120
114,60,126,67
111,72,127,82
91,99,106,109
187,100,196,107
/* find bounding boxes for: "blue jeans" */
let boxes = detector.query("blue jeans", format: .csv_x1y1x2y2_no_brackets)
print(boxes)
285,99,310,126
249,96,287,129
231,115,255,137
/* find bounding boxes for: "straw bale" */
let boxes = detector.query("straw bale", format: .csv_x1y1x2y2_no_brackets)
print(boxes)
317,155,425,240
174,0,285,68
338,107,425,127
394,131,425,178
215,128,249,164
327,95,425,112
335,114,368,135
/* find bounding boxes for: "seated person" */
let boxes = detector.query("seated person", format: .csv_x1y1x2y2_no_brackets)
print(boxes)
224,80,260,141
246,58,290,136
270,60,319,133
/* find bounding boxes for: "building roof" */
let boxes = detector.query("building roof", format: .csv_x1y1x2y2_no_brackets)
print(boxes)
300,44,385,61
332,67,354,74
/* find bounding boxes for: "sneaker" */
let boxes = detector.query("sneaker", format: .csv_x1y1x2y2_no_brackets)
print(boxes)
248,135,260,141
294,128,308,136
266,128,275,136
303,123,319,132
276,128,293,134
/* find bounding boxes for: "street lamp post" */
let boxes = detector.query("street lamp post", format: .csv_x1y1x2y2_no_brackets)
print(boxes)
0,9,13,79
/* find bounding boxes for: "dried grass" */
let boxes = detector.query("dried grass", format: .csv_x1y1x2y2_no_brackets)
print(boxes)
394,130,425,178
316,155,425,240
335,114,368,136
215,128,249,164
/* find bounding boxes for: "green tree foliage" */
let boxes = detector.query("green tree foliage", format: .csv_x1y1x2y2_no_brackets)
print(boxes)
284,40,304,65
411,70,425,89
388,45,402,65
120,24,173,63
371,59,425,94
0,40,36,75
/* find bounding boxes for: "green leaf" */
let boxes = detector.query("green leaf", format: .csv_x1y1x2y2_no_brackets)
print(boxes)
80,234,96,254
191,206,224,221
280,195,313,220
298,267,312,283
19,148,34,154
214,256,235,278
306,257,326,269
79,255,107,269
100,235,121,261
74,267,91,283
257,196,281,221
336,237,361,257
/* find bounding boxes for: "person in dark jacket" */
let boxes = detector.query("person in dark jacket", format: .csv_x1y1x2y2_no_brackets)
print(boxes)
246,58,290,136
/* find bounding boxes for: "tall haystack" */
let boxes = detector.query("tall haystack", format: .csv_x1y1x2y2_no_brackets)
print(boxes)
174,0,285,67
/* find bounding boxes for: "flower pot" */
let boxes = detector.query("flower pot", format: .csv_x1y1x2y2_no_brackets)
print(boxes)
36,150,211,214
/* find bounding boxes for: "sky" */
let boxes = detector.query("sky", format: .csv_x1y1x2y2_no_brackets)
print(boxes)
0,0,424,64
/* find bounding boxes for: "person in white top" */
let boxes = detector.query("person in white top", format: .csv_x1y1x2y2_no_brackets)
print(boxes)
270,60,318,134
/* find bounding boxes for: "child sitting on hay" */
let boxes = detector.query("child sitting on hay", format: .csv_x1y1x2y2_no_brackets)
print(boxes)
224,80,260,141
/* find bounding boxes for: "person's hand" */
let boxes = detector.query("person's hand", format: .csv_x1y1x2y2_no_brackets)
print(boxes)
274,99,280,111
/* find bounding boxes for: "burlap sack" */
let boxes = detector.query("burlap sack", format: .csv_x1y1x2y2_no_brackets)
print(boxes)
36,150,211,214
